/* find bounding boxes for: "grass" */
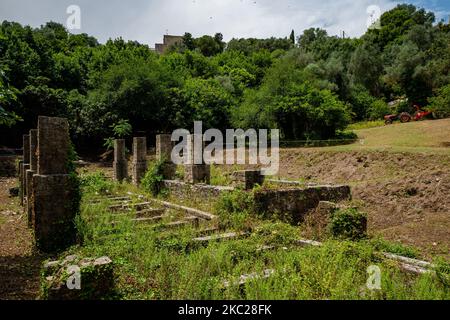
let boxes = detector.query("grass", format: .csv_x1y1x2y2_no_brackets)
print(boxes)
347,120,385,131
53,173,450,300
308,118,450,155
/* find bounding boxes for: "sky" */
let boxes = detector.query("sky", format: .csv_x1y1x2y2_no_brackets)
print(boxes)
0,0,449,47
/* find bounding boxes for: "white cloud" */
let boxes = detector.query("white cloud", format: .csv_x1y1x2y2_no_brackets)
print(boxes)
1,0,447,47
125,0,397,46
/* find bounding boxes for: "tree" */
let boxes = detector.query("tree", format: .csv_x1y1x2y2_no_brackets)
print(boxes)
290,30,295,45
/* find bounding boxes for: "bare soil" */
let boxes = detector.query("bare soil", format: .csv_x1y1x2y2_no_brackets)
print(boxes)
0,177,46,300
277,149,450,259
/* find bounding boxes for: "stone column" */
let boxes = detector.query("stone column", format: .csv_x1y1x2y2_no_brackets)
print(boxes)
26,129,38,227
32,116,78,252
232,170,265,190
20,134,30,206
184,134,210,184
156,134,176,179
113,139,128,182
132,137,147,185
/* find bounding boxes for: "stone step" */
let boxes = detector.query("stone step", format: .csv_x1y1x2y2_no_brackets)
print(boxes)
223,269,275,288
192,232,247,244
132,216,164,224
136,208,165,218
109,201,153,212
150,199,217,221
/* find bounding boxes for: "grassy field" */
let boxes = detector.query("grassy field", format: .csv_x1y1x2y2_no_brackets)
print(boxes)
47,171,450,300
327,119,450,154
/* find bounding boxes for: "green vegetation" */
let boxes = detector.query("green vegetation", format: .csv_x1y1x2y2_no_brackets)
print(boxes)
1,4,449,148
65,173,450,300
329,208,367,240
141,160,165,196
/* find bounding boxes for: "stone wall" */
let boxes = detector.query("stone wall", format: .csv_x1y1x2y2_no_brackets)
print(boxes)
252,185,352,224
162,180,234,201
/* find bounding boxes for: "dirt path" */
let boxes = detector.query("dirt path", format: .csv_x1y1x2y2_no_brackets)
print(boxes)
0,177,45,300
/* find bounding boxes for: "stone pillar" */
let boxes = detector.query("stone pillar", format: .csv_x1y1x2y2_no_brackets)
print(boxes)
20,134,30,206
156,134,176,179
132,137,147,185
232,170,265,190
113,139,127,182
32,116,78,252
26,129,38,227
184,134,210,184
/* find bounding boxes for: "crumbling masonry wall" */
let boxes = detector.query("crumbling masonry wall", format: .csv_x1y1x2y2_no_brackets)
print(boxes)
132,137,147,185
156,134,176,179
252,185,352,224
32,116,78,252
113,139,128,182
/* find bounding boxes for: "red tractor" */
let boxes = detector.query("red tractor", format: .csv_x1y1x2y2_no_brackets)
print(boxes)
384,105,433,125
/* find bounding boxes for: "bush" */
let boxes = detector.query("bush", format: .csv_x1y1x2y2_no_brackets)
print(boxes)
428,85,450,119
79,171,114,195
141,160,165,196
329,208,367,240
368,100,390,120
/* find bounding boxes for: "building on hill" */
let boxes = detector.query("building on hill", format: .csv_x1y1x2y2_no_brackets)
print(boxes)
155,35,183,54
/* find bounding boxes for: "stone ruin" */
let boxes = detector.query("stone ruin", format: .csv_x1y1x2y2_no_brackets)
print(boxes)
152,133,352,224
113,139,127,182
131,137,147,185
19,116,79,253
156,134,176,179
42,255,114,300
184,134,210,184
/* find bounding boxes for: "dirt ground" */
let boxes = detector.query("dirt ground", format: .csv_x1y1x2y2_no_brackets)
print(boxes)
0,177,46,300
277,149,450,259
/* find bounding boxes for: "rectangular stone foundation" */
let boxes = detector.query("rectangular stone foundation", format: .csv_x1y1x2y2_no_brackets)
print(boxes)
184,165,210,184
252,185,352,224
232,170,265,190
33,174,78,252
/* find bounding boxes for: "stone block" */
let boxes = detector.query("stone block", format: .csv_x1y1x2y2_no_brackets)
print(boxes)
232,170,264,190
184,164,210,184
29,129,38,171
37,116,70,175
32,174,78,252
156,134,173,161
132,160,147,185
23,134,30,164
132,137,147,162
42,255,114,300
25,169,35,227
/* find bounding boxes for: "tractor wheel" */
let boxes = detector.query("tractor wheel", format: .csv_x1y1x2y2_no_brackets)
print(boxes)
400,113,411,123
385,119,393,125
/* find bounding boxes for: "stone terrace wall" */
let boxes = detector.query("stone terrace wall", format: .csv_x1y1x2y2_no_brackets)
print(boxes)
252,185,352,224
162,180,234,202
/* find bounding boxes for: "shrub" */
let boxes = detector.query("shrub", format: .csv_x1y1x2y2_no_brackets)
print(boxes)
428,84,450,119
368,100,390,120
329,208,367,240
79,171,114,195
141,160,165,196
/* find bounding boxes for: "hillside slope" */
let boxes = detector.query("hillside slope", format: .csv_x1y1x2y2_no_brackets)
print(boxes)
277,120,450,258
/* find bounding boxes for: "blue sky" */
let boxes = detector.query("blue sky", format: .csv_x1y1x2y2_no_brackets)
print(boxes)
0,0,449,47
